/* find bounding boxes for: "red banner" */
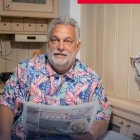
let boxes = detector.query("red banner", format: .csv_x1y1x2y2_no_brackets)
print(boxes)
78,0,140,3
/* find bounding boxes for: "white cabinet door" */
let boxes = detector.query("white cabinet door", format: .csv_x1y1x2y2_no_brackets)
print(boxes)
112,115,140,139
126,121,140,140
4,0,53,12
112,115,127,134
0,0,58,18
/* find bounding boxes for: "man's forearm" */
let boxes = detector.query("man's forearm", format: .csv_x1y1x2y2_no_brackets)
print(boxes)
0,134,11,140
0,105,13,140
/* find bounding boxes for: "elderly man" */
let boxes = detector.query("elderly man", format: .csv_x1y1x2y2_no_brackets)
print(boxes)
0,16,112,140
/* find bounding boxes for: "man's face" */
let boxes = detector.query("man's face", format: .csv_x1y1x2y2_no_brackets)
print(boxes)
47,24,80,71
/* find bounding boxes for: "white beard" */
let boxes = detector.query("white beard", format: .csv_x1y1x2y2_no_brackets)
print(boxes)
47,49,77,68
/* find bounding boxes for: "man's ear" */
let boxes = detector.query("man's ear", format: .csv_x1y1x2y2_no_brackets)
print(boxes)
76,42,81,52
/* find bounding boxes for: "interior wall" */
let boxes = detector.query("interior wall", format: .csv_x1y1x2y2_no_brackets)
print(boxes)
0,35,46,72
80,4,140,102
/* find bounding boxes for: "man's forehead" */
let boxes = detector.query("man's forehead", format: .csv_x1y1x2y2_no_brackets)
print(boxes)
51,25,76,38
52,24,75,31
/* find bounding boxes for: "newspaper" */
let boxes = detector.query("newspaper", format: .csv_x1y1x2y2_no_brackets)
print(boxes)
23,101,99,139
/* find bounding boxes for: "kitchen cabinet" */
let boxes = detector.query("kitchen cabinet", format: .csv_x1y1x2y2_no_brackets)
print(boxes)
11,18,23,32
0,17,11,31
0,0,58,34
23,19,35,32
112,115,140,140
0,17,49,34
35,20,48,33
0,0,58,18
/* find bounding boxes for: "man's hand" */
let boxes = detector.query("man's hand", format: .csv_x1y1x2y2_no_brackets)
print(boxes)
71,120,109,140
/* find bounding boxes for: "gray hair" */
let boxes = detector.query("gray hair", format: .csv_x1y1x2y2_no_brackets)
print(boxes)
47,16,80,42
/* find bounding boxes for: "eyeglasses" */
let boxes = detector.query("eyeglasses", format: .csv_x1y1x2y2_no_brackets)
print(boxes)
49,37,75,46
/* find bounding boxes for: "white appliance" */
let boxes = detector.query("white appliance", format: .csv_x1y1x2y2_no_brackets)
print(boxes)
15,34,47,42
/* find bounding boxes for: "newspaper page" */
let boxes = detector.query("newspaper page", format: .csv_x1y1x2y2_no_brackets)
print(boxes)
23,101,99,139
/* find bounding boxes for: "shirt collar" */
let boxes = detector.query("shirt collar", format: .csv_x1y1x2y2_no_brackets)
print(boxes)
45,56,78,81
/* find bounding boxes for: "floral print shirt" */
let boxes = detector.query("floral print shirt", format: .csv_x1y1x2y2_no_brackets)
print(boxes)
0,54,112,140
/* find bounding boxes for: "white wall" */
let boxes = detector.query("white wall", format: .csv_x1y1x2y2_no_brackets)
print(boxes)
59,0,81,59
59,0,70,17
70,1,81,59
70,1,81,25
59,0,81,25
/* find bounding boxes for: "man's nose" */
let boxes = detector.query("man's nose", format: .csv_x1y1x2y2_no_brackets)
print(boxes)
57,40,65,51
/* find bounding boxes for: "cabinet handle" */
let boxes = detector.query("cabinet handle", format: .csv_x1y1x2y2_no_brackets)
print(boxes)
126,124,130,132
126,124,130,128
119,121,123,125
6,4,10,9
